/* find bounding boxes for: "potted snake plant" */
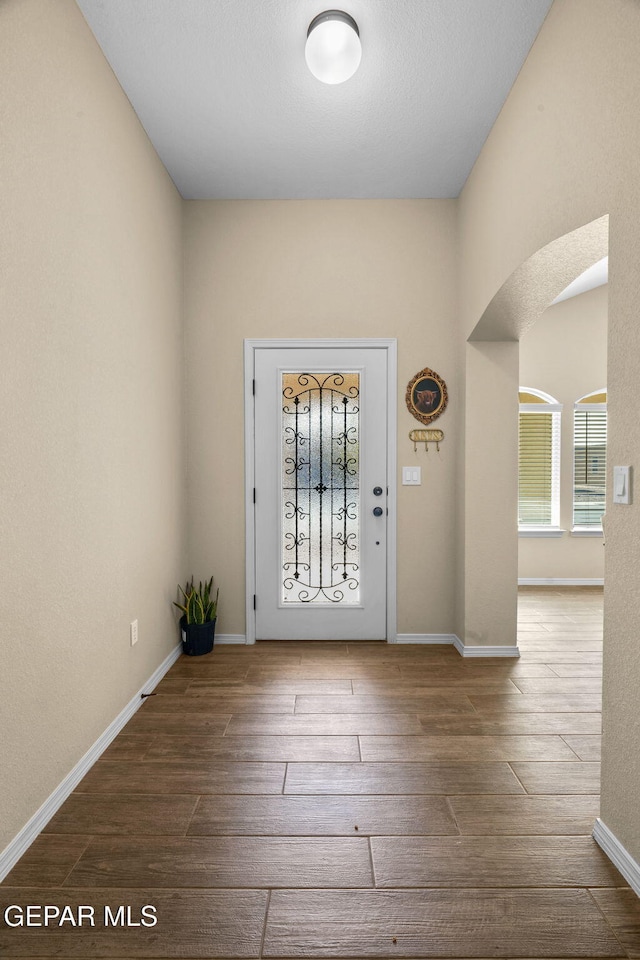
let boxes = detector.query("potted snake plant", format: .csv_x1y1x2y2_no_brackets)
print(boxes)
174,577,219,656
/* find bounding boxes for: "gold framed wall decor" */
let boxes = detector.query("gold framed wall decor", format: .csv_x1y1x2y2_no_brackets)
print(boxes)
405,367,448,425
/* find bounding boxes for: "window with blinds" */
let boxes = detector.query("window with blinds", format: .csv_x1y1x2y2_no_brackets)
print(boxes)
518,389,561,529
573,394,607,528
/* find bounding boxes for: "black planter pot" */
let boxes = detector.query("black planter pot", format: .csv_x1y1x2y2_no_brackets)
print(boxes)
180,615,216,656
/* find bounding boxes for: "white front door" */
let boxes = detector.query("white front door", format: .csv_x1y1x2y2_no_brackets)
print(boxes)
250,343,393,640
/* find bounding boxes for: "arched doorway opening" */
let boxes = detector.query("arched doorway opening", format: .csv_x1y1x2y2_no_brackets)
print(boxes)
462,214,608,655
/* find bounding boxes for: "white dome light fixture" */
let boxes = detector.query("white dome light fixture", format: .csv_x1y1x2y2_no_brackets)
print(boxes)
305,10,362,85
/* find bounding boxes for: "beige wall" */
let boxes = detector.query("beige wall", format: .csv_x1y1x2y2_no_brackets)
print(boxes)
519,284,607,580
0,0,185,853
183,200,458,637
463,341,519,648
459,0,640,861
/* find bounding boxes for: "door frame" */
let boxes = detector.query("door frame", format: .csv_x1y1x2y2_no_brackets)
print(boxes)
244,338,397,644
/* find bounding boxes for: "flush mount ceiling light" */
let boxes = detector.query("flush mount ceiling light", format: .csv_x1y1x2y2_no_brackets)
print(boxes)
305,10,362,85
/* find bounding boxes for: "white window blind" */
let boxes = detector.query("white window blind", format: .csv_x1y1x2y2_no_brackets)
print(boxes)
573,405,607,527
518,408,561,527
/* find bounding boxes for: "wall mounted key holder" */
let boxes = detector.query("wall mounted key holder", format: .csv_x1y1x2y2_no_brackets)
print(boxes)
409,428,444,452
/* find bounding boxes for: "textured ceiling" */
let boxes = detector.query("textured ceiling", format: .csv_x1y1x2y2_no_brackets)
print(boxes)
76,0,553,200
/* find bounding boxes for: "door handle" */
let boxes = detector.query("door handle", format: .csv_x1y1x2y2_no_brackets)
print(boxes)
373,486,383,496
373,506,384,517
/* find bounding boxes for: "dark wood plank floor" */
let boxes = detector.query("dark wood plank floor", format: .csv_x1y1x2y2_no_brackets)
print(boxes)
2,586,639,958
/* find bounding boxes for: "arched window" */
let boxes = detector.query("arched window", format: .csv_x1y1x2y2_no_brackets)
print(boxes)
518,388,562,532
573,389,607,530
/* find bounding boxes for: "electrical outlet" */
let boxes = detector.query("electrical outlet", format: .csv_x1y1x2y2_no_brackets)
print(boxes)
130,619,139,646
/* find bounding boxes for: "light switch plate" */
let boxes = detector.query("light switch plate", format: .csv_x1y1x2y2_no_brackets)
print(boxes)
613,465,632,504
402,466,421,485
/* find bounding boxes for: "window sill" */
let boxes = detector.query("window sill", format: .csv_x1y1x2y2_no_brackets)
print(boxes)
518,527,565,538
571,526,604,537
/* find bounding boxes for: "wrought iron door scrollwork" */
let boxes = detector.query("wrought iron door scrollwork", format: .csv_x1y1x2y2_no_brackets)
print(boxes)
282,372,360,604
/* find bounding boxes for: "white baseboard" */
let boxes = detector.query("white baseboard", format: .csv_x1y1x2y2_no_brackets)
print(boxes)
395,633,459,645
0,643,182,883
215,634,247,644
518,578,604,586
395,634,519,658
454,638,520,658
593,818,640,896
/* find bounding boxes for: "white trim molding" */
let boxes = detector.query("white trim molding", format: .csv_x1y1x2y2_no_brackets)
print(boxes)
455,640,520,658
395,634,519,658
394,633,459,645
0,643,182,883
216,634,247,644
593,818,640,897
519,402,563,413
518,578,604,586
518,527,565,538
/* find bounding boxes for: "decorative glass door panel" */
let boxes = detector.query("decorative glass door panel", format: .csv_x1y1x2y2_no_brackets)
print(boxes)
253,345,389,641
282,372,360,604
